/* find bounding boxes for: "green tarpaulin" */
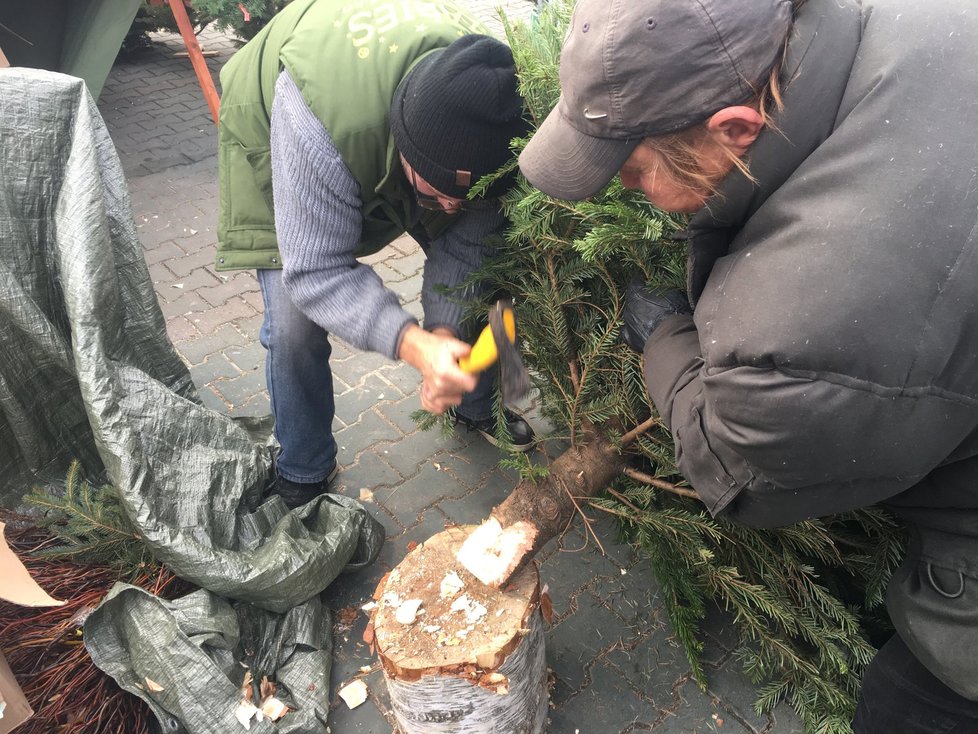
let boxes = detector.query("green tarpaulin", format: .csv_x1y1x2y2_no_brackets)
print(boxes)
0,68,384,733
1,0,142,98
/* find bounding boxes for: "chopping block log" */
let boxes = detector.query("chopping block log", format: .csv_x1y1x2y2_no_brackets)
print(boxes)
372,526,548,733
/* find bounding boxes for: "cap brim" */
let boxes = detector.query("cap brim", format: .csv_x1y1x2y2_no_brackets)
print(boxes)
519,105,639,200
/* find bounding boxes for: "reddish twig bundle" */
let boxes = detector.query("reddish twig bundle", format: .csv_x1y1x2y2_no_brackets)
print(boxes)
0,522,185,733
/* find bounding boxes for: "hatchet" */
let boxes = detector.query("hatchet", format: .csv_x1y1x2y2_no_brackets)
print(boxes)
458,298,530,407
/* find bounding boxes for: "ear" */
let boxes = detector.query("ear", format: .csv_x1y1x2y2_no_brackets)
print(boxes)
705,106,765,156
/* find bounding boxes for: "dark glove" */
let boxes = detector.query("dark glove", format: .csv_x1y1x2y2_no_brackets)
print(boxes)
620,280,692,352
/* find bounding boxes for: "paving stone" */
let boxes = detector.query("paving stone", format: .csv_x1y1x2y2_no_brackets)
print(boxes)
704,660,802,734
158,290,210,320
227,392,270,418
189,353,240,388
334,375,395,426
589,561,666,631
548,658,663,733
387,249,427,278
547,592,623,704
698,602,742,668
162,246,216,278
538,526,622,619
369,429,459,478
402,296,424,321
142,240,186,265
197,275,260,309
335,410,403,456
331,451,405,498
173,323,251,365
232,314,264,342
225,342,266,374
651,678,749,734
602,618,696,711
438,441,509,491
386,276,419,302
190,295,257,334
371,261,406,284
196,384,228,412
213,369,267,406
372,462,467,528
330,350,396,387
375,361,417,396
435,465,516,526
165,315,197,343
374,394,421,435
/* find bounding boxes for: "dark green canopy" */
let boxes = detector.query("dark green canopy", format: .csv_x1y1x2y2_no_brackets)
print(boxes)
1,0,141,98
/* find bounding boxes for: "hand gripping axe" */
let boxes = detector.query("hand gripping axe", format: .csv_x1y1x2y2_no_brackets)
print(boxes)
457,298,530,407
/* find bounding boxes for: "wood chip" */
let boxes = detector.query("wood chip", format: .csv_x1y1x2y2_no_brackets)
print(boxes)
144,677,165,693
234,700,259,729
338,679,368,709
439,570,465,599
395,598,423,625
261,695,289,721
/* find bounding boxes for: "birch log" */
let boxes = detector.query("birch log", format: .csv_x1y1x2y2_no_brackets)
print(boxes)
372,526,548,733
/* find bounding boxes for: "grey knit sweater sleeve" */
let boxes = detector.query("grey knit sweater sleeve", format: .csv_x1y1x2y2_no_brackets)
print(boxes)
270,70,416,358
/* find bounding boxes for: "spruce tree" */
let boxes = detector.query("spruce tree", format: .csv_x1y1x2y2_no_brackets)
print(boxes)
466,3,908,730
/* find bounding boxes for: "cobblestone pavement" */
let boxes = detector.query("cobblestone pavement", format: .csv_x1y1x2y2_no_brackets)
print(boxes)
96,5,803,733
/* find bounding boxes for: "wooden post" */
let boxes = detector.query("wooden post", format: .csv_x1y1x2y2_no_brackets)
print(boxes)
166,0,220,124
371,526,548,733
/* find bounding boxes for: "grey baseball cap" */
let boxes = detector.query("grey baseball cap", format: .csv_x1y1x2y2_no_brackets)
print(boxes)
519,0,793,200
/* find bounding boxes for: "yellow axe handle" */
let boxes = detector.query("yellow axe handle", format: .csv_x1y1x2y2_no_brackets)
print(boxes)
458,308,516,374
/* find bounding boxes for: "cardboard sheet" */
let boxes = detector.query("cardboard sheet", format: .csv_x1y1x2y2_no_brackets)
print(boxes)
0,651,33,734
0,522,64,607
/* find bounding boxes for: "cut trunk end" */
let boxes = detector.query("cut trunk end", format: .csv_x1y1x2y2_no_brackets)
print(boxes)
372,526,548,733
458,430,629,588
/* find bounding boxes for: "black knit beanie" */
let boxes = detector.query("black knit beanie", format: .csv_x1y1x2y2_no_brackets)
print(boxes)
390,35,530,200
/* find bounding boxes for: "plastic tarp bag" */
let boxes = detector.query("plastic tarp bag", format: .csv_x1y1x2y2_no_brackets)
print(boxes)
0,68,383,732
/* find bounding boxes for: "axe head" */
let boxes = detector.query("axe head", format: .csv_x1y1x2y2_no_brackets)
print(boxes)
488,299,531,407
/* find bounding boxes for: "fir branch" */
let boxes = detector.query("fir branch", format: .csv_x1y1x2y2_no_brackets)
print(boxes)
25,461,156,578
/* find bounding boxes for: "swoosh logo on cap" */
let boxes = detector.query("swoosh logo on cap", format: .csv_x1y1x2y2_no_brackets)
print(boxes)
583,108,608,120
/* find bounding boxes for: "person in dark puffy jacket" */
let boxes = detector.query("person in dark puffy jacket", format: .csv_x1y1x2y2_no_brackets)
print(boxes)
519,0,978,730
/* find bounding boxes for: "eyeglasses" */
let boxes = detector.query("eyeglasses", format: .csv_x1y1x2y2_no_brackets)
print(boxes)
408,168,496,213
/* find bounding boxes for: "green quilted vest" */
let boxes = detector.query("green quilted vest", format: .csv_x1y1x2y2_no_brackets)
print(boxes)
215,0,485,271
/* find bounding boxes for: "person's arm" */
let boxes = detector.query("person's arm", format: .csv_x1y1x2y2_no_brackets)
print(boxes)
271,70,413,358
642,316,975,528
271,71,476,411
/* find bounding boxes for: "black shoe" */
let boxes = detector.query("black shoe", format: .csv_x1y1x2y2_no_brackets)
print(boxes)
456,409,535,452
274,463,339,509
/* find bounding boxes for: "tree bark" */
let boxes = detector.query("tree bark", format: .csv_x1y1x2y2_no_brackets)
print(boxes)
457,426,628,588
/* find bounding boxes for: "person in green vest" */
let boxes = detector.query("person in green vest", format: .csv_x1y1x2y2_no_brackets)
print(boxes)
216,0,534,509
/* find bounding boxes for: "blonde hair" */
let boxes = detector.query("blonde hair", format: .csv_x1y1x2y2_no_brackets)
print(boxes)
641,13,795,201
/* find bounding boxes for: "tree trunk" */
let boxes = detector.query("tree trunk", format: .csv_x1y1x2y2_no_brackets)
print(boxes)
457,427,628,588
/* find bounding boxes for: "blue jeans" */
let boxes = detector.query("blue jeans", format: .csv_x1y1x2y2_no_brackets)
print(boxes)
257,269,495,483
